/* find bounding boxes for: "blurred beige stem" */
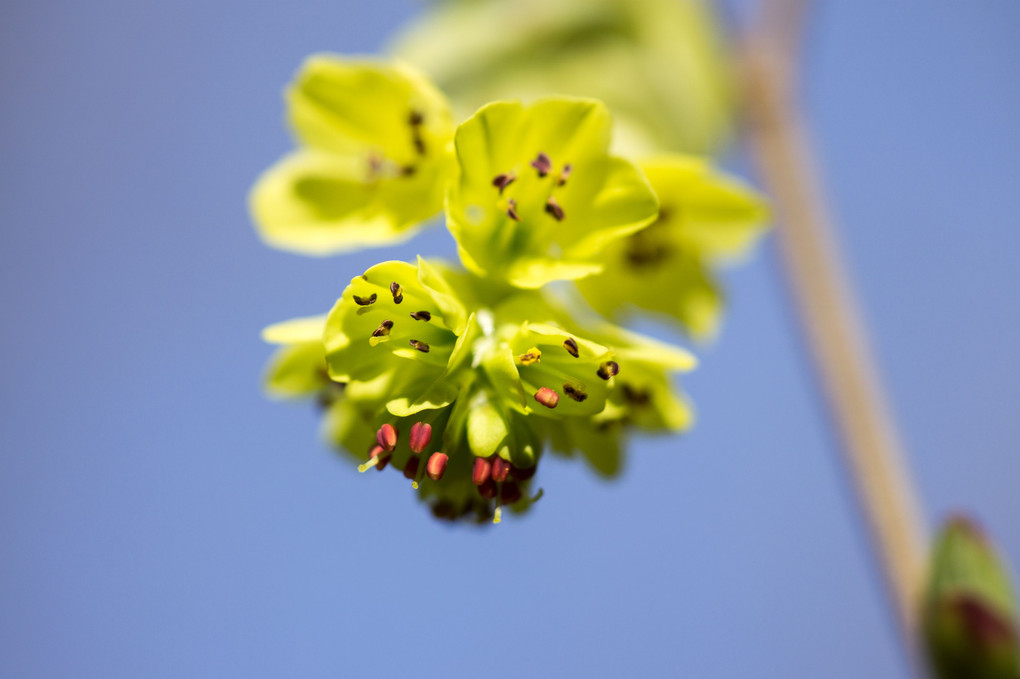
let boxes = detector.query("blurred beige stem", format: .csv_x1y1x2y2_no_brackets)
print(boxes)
740,4,927,663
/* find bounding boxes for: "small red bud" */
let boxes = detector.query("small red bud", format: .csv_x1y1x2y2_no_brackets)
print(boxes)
491,456,511,483
376,423,398,452
426,452,448,481
409,422,432,454
534,387,559,409
472,456,493,485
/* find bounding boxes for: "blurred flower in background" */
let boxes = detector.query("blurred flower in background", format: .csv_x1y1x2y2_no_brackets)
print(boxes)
391,0,735,157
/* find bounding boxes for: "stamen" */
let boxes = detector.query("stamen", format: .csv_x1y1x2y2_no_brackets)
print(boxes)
563,383,588,402
409,339,430,353
353,293,377,306
506,198,520,221
408,110,424,126
472,456,492,486
399,165,416,177
534,387,559,409
389,282,403,304
597,361,620,380
413,134,426,156
544,196,565,221
518,346,542,366
409,422,432,454
493,506,502,524
557,163,573,186
478,479,498,500
372,319,394,338
500,481,522,505
358,444,390,472
530,152,552,177
376,423,398,452
426,452,448,481
562,337,579,358
491,457,511,483
492,173,516,194
409,310,431,321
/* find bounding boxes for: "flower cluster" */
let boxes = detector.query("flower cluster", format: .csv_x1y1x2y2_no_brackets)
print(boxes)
253,56,768,523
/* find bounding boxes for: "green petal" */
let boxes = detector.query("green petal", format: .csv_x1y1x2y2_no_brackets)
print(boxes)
568,419,624,477
264,342,329,399
466,397,510,459
505,259,604,290
590,322,698,372
262,315,326,344
250,150,445,256
262,315,330,399
288,56,454,163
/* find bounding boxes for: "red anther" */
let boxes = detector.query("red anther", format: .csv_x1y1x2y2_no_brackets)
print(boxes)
403,456,420,480
472,456,493,485
477,479,498,500
409,422,432,454
376,423,398,452
511,463,536,481
491,456,511,483
500,481,522,505
426,452,449,481
534,387,559,409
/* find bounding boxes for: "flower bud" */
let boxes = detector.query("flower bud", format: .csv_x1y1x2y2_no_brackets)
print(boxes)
472,456,492,485
426,452,448,481
923,515,1019,679
491,456,511,483
376,423,398,453
409,422,432,454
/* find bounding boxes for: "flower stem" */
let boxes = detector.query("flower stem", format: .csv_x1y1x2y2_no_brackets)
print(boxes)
739,0,927,669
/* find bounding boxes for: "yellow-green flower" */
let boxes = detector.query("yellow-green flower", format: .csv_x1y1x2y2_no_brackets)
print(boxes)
576,155,769,339
265,257,698,522
446,98,659,289
390,0,734,157
250,56,455,255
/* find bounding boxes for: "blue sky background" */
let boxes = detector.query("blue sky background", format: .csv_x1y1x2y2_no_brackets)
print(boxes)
2,2,1019,677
